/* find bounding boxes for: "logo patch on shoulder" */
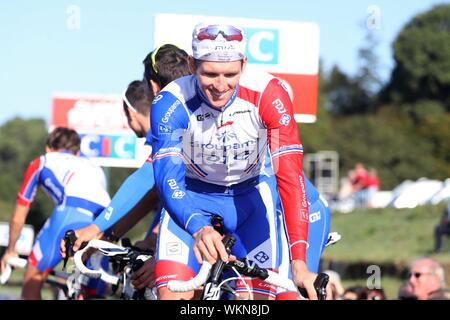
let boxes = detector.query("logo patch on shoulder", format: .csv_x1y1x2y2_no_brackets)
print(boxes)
279,114,291,126
172,190,185,199
158,123,172,134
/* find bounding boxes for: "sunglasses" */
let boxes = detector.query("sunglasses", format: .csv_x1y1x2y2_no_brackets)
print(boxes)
196,25,243,42
122,90,138,114
408,272,434,279
150,44,181,74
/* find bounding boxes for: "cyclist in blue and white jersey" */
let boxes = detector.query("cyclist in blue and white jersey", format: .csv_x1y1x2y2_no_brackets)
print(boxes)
149,22,320,300
59,45,191,248
0,127,110,299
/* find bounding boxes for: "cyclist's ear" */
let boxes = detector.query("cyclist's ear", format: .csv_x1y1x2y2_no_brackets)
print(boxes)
149,79,161,96
188,56,197,74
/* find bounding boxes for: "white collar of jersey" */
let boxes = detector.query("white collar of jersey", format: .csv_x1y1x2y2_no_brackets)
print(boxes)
194,79,239,111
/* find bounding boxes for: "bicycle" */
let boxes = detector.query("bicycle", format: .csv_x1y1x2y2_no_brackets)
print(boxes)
167,215,329,300
66,231,156,300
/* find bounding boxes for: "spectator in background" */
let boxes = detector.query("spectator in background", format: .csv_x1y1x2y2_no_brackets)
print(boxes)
434,202,450,253
397,281,417,300
365,168,380,208
323,270,345,300
367,288,387,300
349,162,369,207
342,285,368,300
407,257,446,300
428,288,450,300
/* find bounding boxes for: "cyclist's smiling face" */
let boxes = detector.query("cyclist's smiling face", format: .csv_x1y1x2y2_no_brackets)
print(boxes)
194,60,245,109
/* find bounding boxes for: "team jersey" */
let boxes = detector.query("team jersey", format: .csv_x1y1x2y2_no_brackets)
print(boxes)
17,151,110,214
149,66,309,261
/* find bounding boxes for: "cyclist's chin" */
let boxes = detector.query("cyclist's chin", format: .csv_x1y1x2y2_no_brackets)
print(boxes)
208,98,227,110
206,93,232,110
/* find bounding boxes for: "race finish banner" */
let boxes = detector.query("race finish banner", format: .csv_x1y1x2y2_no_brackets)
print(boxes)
154,13,319,123
50,92,150,168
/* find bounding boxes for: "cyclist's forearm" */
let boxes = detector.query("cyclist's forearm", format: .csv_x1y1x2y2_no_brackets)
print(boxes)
111,188,159,238
153,158,210,236
7,204,30,252
94,162,155,232
273,153,309,262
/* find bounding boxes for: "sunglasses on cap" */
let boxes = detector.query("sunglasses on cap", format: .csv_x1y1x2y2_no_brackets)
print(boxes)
196,25,243,42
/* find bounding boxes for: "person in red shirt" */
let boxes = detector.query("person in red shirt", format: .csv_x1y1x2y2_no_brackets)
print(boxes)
365,168,380,208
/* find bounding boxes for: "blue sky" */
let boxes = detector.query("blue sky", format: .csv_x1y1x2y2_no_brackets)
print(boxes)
0,0,447,125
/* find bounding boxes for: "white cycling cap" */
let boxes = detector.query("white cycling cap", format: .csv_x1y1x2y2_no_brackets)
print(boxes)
192,23,247,62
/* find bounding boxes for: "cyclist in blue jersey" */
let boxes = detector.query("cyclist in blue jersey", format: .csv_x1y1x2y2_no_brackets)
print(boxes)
61,39,332,299
59,45,190,250
60,46,191,289
0,127,111,300
148,22,321,300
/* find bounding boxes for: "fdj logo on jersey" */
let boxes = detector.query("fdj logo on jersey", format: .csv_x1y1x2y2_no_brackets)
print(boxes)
244,28,279,65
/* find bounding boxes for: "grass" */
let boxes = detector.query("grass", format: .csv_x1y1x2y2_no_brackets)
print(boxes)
0,264,55,300
322,202,450,299
323,203,449,264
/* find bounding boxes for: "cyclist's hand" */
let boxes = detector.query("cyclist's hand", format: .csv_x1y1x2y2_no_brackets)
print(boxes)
131,257,156,289
0,249,18,273
73,224,103,252
291,259,319,300
193,225,228,265
59,224,102,258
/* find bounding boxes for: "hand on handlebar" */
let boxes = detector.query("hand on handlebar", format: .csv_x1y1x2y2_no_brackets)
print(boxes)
60,224,103,259
131,257,156,289
292,260,332,300
0,249,18,274
193,225,229,265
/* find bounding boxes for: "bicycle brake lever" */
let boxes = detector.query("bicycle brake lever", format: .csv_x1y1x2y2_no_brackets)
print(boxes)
297,272,329,300
62,230,88,271
63,230,77,271
222,234,236,253
315,273,329,300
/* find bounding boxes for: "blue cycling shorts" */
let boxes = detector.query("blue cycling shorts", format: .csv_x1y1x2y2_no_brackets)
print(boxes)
154,174,290,298
29,205,108,294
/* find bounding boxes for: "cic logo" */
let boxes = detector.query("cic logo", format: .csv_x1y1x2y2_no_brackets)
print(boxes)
244,28,279,65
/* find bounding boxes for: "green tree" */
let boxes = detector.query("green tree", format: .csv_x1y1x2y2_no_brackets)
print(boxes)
322,28,382,116
380,4,450,109
328,110,436,189
0,118,51,228
356,30,383,110
322,65,370,115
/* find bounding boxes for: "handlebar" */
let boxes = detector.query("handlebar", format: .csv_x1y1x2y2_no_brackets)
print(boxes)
73,239,126,285
167,261,213,292
166,227,327,299
167,259,298,293
0,257,28,285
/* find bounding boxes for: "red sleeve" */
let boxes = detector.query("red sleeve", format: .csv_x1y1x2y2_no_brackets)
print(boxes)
259,78,309,262
16,157,43,207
